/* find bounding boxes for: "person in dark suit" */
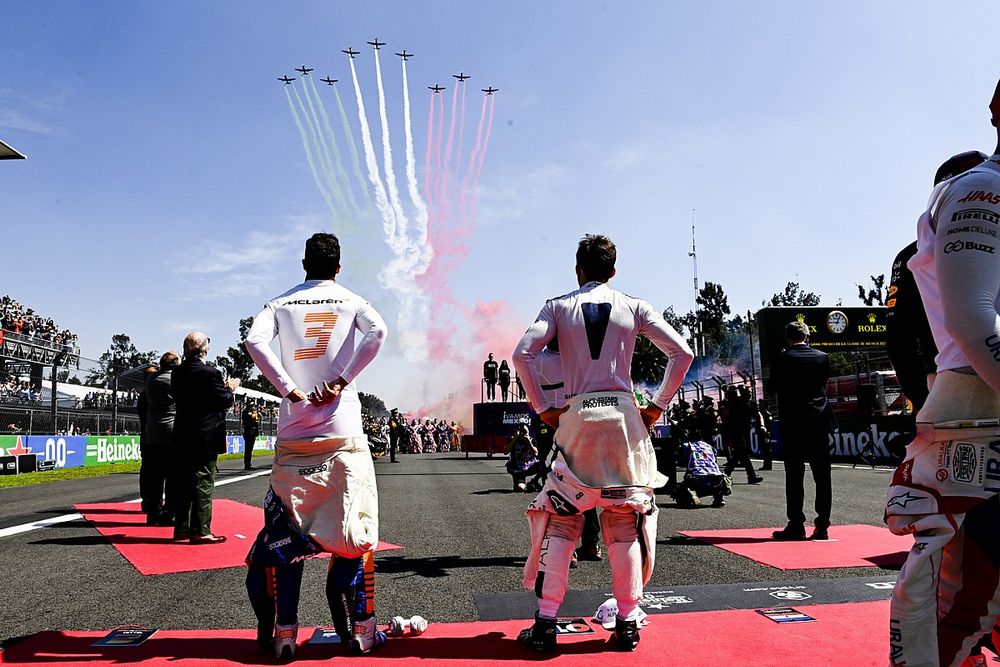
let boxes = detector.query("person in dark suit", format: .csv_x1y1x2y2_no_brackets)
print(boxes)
483,353,499,401
171,332,239,543
768,321,834,541
241,402,261,470
143,353,179,526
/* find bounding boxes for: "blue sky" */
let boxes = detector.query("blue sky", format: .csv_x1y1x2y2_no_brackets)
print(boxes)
3,1,1000,415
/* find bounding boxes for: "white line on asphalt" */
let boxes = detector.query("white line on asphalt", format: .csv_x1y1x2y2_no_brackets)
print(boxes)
0,468,271,539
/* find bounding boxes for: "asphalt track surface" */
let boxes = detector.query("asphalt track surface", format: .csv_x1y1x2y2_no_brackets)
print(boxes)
0,453,898,651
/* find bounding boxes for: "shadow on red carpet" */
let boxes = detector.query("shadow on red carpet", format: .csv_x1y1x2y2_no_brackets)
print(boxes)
73,501,402,576
679,524,910,570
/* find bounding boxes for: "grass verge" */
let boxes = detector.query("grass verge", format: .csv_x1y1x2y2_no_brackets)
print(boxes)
0,450,273,490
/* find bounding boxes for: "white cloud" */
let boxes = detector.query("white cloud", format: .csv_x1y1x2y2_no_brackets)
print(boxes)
476,163,571,227
170,215,319,300
0,89,66,135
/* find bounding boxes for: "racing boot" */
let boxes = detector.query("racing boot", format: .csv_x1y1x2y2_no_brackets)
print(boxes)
611,616,640,651
272,622,298,661
351,616,387,655
517,613,557,653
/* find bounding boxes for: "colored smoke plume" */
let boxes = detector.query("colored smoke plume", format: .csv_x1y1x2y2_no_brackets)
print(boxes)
409,298,524,426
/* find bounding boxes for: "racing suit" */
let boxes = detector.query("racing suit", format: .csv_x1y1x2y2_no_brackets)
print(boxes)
514,280,693,623
244,279,387,650
887,156,1000,666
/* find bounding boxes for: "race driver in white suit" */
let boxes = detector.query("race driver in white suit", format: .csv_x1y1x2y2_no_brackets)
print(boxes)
513,234,693,653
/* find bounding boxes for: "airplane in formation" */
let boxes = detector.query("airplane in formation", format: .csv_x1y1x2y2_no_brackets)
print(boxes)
395,50,413,61
342,47,359,58
428,84,445,93
452,72,470,81
320,76,337,85
294,66,313,75
277,75,296,84
367,38,385,50
482,86,498,95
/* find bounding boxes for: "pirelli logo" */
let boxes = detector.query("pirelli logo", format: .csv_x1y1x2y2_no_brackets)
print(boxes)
293,312,338,360
952,208,1000,225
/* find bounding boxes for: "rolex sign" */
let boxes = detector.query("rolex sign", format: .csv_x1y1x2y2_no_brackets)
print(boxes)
756,307,888,367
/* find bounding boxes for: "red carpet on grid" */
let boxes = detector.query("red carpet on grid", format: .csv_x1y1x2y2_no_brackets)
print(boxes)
0,601,902,666
74,501,402,576
680,524,910,570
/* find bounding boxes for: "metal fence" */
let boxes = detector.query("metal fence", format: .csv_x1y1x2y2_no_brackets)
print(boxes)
0,402,278,437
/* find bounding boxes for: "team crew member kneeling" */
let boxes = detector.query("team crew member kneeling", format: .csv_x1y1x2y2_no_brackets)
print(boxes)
885,80,1000,667
513,234,693,652
244,233,388,659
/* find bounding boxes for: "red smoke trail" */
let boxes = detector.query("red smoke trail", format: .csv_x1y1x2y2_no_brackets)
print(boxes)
432,93,446,225
460,95,489,227
411,298,524,425
440,84,460,227
455,83,467,178
470,95,496,220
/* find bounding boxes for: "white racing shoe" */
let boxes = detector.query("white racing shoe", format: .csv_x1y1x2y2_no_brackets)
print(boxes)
351,617,387,654
273,622,298,661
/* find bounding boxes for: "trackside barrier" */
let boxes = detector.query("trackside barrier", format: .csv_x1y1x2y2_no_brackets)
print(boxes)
0,434,277,472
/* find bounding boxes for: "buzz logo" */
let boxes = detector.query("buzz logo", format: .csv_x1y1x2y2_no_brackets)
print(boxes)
769,590,812,601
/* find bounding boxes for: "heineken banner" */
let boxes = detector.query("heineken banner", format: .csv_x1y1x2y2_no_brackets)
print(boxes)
765,415,914,464
757,306,888,367
85,435,142,466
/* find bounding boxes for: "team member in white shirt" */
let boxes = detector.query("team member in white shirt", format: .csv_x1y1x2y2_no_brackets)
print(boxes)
886,80,1000,667
513,234,693,653
244,233,388,659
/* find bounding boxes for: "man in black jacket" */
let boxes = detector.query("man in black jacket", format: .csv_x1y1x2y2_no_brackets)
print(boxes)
143,353,179,526
241,402,261,470
171,332,239,543
768,321,834,541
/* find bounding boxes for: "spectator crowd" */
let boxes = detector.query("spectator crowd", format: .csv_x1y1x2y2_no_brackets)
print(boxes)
1,295,78,350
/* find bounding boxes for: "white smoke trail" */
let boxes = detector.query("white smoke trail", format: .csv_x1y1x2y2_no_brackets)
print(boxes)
373,49,429,359
401,60,431,252
348,56,397,244
290,83,344,218
372,48,409,243
284,86,339,217
333,85,373,209
475,94,496,182
305,75,361,216
350,53,427,359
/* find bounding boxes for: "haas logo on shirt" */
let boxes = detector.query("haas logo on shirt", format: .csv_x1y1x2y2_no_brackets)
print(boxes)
958,190,1000,205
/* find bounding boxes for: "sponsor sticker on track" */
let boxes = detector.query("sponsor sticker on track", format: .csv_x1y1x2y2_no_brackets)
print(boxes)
92,628,157,647
309,628,343,644
866,581,896,590
555,619,595,634
756,607,816,624
769,590,812,601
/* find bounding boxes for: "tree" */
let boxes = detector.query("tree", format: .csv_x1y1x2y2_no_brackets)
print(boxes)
631,335,667,387
87,334,158,386
359,392,388,417
766,282,821,307
695,281,731,349
215,317,277,395
857,274,888,306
